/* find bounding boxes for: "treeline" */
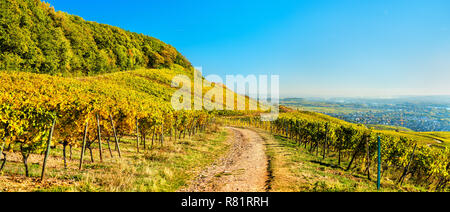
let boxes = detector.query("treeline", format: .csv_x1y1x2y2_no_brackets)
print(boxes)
227,112,449,191
0,0,191,75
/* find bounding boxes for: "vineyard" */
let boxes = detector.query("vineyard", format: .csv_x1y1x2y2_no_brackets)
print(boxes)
1,0,449,193
0,66,234,183
225,111,450,191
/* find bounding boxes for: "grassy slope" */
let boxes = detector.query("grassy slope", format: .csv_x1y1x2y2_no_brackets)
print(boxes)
0,126,230,192
85,66,192,104
1,65,259,112
366,124,414,132
79,66,259,109
366,124,450,148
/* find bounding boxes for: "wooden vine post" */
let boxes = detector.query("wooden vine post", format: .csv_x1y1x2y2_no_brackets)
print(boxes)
96,114,103,162
323,123,328,160
174,123,177,142
377,136,381,190
109,114,121,158
142,133,146,151
62,141,68,169
366,135,371,180
0,138,5,169
106,136,113,158
0,139,4,160
0,140,9,172
136,117,140,153
79,121,89,170
41,117,56,181
160,122,164,146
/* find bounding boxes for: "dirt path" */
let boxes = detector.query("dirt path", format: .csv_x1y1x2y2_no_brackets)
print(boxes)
180,127,269,192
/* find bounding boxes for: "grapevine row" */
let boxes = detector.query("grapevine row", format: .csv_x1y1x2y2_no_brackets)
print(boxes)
0,71,214,178
227,112,449,191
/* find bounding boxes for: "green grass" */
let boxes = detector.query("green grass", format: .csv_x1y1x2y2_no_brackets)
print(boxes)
366,124,414,132
365,125,450,148
415,132,450,148
372,129,449,148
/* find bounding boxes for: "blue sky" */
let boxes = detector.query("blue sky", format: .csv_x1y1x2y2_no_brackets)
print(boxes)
47,0,450,97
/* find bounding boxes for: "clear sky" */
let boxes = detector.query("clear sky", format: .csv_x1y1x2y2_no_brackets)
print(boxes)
47,0,450,97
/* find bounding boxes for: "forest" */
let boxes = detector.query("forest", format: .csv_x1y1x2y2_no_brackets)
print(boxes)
0,0,191,76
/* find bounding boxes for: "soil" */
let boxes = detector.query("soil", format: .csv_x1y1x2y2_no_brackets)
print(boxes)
180,127,269,192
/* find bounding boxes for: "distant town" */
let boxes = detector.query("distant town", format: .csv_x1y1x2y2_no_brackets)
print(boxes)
281,96,450,132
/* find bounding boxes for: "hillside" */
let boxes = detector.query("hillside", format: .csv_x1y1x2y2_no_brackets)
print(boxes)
280,97,450,132
0,0,448,193
0,0,191,76
280,109,449,148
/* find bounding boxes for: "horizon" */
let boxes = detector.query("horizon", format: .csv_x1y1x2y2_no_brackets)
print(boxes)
47,0,450,97
280,94,450,99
